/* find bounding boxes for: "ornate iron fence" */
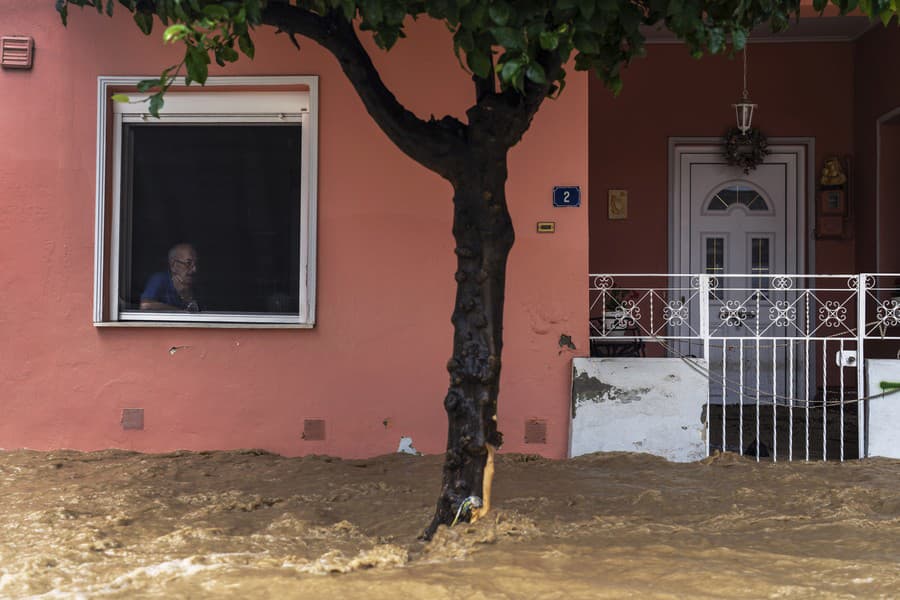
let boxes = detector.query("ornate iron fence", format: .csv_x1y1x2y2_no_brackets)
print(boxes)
588,274,900,461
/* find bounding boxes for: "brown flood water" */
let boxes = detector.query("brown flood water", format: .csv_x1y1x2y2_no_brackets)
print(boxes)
1,449,898,599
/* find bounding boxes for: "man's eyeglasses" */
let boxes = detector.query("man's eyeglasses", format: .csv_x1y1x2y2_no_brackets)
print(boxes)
172,259,198,269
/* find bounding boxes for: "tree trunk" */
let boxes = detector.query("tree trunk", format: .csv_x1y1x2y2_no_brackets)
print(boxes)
423,155,513,540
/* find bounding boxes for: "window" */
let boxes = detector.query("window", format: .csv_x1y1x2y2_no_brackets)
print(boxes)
706,184,769,212
705,236,725,299
750,236,771,290
94,77,318,326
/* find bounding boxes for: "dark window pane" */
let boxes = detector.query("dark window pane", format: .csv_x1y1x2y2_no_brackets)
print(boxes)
119,124,302,315
746,194,767,211
751,237,770,289
706,237,724,274
751,237,770,273
707,185,769,212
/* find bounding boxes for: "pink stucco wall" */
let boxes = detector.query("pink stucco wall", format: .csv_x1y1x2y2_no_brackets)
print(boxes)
0,5,588,458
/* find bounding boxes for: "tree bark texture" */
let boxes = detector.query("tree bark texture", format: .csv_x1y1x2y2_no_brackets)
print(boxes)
422,155,513,539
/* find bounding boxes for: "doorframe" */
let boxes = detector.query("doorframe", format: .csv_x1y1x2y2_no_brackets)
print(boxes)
667,137,814,277
876,107,900,273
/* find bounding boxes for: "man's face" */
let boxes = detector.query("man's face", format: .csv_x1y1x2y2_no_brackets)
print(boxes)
170,246,198,287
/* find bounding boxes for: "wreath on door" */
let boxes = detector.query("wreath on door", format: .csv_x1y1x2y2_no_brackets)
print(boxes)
724,127,769,174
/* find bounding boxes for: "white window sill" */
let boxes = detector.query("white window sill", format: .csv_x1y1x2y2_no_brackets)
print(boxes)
94,321,314,329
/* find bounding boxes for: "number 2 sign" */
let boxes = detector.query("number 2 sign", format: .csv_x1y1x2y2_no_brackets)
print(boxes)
552,186,581,208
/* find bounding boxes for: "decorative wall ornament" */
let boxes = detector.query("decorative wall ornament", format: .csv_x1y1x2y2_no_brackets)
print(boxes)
820,157,848,186
816,156,850,239
724,126,769,174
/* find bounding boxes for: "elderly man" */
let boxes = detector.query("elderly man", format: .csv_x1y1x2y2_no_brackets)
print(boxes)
140,243,200,312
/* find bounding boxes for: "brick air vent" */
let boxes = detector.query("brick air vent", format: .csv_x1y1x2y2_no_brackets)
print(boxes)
524,418,547,444
302,419,326,441
1,36,34,70
121,408,144,431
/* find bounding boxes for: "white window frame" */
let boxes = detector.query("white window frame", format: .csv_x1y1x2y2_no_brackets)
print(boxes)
93,76,318,328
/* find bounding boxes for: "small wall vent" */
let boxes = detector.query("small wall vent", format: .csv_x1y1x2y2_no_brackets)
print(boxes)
524,418,547,444
302,419,326,441
1,36,34,70
121,408,144,430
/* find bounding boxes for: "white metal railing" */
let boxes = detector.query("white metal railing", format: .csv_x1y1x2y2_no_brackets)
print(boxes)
588,274,900,462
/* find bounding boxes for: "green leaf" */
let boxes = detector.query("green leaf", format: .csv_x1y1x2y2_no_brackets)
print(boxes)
454,28,475,54
56,0,68,26
461,1,488,28
219,46,239,63
579,0,596,20
813,0,828,11
573,31,599,54
245,0,262,23
148,93,165,118
490,27,525,49
238,33,256,59
731,28,747,50
467,50,492,79
163,24,189,43
185,47,210,84
609,75,623,96
134,11,153,35
499,57,524,84
597,0,618,11
489,2,511,26
539,31,560,50
111,93,130,103
202,5,229,20
708,27,725,54
526,62,547,84
137,78,160,92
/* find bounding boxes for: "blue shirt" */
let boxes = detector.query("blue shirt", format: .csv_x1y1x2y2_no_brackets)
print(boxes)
141,271,188,309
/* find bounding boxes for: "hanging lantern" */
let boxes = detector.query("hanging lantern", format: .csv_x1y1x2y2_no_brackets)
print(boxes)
733,91,757,133
732,44,757,133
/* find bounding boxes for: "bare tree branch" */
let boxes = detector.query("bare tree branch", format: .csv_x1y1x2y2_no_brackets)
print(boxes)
262,2,469,180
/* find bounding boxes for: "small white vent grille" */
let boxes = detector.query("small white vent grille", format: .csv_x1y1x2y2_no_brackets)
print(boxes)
1,36,34,70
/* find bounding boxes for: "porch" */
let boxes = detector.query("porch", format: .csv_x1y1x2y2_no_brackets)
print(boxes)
573,273,900,462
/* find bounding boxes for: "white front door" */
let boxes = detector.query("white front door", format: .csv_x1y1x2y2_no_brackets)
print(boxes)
671,144,807,405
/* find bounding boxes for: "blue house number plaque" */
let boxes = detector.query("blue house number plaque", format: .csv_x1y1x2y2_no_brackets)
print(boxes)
553,186,581,208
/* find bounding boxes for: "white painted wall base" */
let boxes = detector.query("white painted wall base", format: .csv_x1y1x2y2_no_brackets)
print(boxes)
865,359,900,458
570,357,709,462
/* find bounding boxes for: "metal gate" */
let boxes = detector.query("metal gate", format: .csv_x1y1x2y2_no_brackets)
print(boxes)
588,273,900,461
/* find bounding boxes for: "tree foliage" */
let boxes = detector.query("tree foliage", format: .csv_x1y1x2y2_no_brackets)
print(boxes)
57,0,897,117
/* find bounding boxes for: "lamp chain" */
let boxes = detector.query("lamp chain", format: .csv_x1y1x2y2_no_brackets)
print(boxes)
742,45,748,100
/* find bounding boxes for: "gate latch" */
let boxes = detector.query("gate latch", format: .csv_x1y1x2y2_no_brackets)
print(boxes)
836,350,857,367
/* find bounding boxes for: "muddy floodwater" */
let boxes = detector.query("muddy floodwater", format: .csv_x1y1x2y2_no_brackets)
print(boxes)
1,450,899,599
